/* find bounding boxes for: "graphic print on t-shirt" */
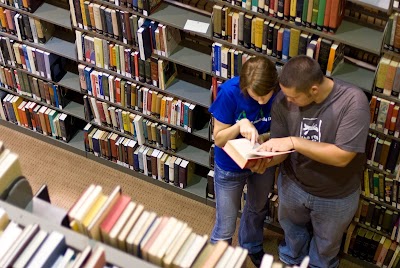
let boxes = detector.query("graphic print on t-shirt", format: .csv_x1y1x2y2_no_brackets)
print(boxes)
300,118,321,142
236,109,271,124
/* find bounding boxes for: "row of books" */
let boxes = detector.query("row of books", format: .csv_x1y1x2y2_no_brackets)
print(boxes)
213,25,344,74
0,37,67,82
68,183,248,267
84,98,186,152
369,97,400,138
384,13,400,53
0,6,54,44
344,2,387,30
74,1,141,46
375,55,400,98
0,65,69,109
0,0,44,13
355,198,399,238
76,32,179,90
362,169,400,210
366,133,400,174
174,0,213,13
0,92,77,142
0,213,109,268
216,0,344,33
84,124,196,189
137,18,182,60
78,43,177,90
81,77,201,134
343,223,400,268
72,2,183,61
71,0,163,31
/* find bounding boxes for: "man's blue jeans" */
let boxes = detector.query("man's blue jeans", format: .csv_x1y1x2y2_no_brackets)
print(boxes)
210,163,275,254
277,173,360,268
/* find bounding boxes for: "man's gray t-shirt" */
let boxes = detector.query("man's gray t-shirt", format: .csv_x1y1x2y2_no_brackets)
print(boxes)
271,79,370,198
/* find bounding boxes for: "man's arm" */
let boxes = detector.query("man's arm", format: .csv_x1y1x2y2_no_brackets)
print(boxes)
291,137,356,167
259,136,357,167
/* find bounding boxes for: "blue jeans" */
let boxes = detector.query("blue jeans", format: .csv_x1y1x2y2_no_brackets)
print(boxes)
210,163,275,254
277,173,360,268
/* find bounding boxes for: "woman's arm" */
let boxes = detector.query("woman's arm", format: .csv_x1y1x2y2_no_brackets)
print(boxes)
213,118,259,147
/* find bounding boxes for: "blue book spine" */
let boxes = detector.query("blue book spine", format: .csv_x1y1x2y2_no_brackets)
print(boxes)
183,104,189,129
150,21,159,50
137,217,157,258
92,136,100,155
234,52,239,77
84,68,93,95
22,45,31,72
282,28,290,61
132,0,139,11
133,152,139,171
164,162,169,183
98,72,104,98
215,45,221,76
53,85,59,108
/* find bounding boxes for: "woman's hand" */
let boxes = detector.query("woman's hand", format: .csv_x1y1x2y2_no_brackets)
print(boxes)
249,158,272,174
239,119,259,145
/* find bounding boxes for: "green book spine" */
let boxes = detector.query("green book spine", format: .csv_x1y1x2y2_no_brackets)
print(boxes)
316,0,326,30
311,0,319,28
302,0,309,26
384,15,393,49
373,173,379,198
115,45,121,73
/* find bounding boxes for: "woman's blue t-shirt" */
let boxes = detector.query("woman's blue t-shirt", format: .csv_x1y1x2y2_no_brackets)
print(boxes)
209,76,276,172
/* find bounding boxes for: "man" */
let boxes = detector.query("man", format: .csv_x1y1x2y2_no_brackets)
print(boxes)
253,55,370,268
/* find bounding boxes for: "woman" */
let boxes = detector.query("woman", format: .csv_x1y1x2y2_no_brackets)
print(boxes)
209,56,279,267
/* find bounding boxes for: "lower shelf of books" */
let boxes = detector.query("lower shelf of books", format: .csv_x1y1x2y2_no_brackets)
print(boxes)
0,118,86,157
0,119,211,206
340,252,378,268
0,200,157,267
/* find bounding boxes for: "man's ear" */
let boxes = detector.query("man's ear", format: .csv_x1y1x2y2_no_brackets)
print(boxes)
310,85,319,95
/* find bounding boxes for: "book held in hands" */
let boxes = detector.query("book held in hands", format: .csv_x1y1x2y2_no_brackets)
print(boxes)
223,138,294,169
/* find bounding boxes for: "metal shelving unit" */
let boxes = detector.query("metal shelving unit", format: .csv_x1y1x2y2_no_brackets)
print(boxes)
213,0,385,55
78,60,212,108
0,31,76,61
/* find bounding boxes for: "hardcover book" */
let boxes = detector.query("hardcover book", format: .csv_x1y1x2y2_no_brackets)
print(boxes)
223,138,294,169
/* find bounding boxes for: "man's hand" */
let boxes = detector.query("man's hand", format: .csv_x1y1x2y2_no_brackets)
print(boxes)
249,158,272,174
258,137,294,152
239,119,259,146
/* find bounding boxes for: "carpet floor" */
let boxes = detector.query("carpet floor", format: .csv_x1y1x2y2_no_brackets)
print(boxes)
0,124,365,268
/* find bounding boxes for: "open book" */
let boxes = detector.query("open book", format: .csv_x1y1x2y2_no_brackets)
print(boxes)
223,138,294,169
